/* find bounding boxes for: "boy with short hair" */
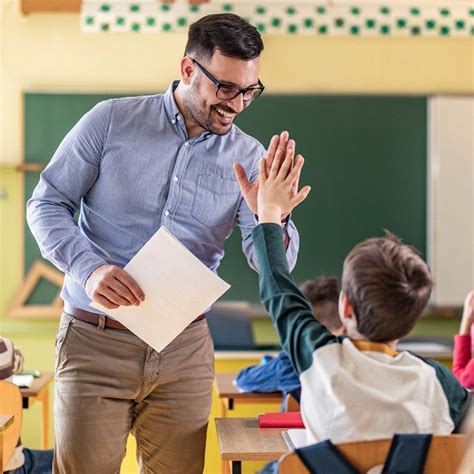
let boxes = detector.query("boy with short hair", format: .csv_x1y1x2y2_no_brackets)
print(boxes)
236,149,470,444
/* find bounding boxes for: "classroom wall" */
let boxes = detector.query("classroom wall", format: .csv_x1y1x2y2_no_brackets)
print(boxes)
0,0,473,458
1,2,473,321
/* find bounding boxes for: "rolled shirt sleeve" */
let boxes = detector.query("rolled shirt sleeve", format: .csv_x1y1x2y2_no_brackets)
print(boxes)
26,101,111,287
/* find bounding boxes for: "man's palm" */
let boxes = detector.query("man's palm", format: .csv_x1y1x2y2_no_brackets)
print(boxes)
234,131,295,218
233,163,259,214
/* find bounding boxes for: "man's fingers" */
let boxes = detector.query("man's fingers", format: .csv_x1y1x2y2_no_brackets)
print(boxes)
112,277,139,305
286,155,304,186
115,270,145,302
276,131,289,156
274,131,289,170
94,294,119,310
100,286,132,306
269,147,284,179
265,135,280,174
278,140,295,181
291,185,311,207
266,135,280,159
259,158,267,183
233,163,251,193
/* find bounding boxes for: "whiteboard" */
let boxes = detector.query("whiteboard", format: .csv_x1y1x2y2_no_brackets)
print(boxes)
428,96,474,305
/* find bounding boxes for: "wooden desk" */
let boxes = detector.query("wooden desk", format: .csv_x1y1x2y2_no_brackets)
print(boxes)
0,416,14,474
214,374,282,418
20,372,52,449
215,417,288,474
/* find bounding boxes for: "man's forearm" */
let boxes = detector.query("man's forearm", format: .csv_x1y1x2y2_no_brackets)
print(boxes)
27,196,106,287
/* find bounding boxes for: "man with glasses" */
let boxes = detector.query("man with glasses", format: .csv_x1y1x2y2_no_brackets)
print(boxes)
27,13,300,474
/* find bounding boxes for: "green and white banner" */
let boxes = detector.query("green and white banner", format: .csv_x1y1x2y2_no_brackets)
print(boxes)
81,1,474,37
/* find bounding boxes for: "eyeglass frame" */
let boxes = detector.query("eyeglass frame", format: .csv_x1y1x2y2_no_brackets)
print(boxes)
191,58,265,103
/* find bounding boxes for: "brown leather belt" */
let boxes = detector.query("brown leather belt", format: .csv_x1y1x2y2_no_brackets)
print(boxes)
64,303,205,331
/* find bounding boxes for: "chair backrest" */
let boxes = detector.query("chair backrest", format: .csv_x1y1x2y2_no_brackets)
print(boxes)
206,302,255,350
278,435,469,474
0,381,23,470
456,412,474,474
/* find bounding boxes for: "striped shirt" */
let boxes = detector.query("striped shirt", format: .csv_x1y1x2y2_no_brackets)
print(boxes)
0,337,25,470
27,82,299,312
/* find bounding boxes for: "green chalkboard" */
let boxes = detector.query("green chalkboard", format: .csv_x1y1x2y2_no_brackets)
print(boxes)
25,93,427,303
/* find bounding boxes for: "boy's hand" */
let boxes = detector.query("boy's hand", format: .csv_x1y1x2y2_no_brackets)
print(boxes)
460,290,474,335
233,131,292,219
257,142,311,224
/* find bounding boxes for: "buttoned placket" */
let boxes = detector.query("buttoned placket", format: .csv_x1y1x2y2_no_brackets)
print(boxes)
162,112,212,227
161,114,191,227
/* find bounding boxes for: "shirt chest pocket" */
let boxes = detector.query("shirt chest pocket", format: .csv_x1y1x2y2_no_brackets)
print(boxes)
191,174,241,228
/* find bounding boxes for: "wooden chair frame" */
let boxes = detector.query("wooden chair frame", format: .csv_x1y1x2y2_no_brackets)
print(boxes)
278,435,469,474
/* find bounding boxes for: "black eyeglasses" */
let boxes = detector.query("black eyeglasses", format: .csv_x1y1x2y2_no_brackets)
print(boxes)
192,59,265,103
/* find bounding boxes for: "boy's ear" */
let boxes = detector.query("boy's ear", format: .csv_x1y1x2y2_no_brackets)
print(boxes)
339,292,355,320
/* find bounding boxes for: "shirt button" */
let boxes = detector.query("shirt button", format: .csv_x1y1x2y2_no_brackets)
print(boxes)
171,119,176,124
173,176,179,182
184,142,189,147
164,210,170,217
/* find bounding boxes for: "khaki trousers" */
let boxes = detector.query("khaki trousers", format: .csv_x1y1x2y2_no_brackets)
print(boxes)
53,312,214,474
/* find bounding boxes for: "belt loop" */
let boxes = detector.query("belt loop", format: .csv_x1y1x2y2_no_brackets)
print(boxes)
97,314,106,331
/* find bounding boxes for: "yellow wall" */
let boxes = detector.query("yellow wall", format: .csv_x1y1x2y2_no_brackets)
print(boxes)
1,0,473,318
0,0,473,472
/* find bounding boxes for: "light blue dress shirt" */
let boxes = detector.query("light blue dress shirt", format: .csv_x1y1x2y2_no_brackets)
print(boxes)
27,82,299,313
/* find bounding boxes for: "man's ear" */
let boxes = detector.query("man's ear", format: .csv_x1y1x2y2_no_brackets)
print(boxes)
180,56,196,85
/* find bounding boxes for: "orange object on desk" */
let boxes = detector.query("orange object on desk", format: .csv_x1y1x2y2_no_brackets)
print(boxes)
257,412,304,428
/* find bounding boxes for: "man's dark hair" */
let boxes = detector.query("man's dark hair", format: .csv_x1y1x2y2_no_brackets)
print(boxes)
342,231,433,343
185,14,264,61
299,277,342,334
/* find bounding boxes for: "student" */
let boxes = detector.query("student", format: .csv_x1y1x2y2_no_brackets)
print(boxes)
453,290,474,390
235,150,471,445
235,277,342,398
0,336,54,474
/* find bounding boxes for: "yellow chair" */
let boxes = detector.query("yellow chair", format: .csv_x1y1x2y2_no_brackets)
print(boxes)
278,435,469,474
0,381,23,472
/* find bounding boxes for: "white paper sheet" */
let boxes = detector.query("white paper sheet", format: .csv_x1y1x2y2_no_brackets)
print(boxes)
282,429,309,450
12,375,34,388
91,227,230,353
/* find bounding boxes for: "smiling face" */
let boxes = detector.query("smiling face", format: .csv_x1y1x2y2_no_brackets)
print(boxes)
180,50,261,136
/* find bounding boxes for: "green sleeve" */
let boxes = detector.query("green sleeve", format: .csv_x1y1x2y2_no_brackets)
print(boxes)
252,224,341,374
422,357,471,429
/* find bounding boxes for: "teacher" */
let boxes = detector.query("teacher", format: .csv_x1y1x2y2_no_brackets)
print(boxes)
27,13,300,474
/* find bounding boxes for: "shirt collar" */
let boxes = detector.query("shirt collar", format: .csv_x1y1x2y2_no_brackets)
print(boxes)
351,340,399,357
163,80,214,142
164,80,183,124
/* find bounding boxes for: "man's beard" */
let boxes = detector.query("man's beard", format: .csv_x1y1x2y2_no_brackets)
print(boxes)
183,87,236,136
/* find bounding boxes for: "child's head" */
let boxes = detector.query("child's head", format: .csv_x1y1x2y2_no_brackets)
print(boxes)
341,232,433,343
299,277,344,336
